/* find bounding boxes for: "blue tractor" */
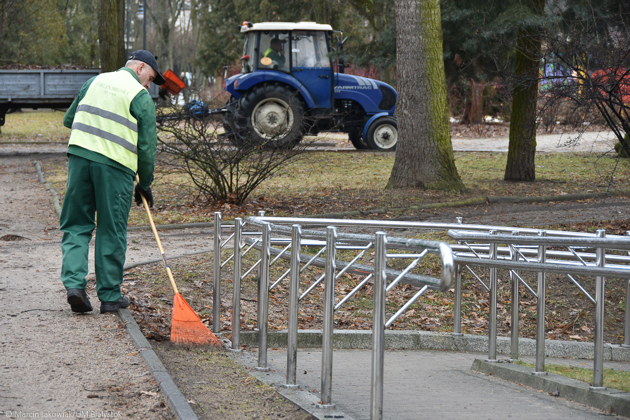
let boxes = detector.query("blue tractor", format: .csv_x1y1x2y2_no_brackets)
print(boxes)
223,21,398,151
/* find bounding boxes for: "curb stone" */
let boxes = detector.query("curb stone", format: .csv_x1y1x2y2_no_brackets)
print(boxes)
123,248,214,270
118,308,199,420
33,160,62,216
471,359,630,418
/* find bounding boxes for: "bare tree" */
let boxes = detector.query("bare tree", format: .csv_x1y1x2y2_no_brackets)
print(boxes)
147,0,186,72
538,2,630,159
387,0,463,191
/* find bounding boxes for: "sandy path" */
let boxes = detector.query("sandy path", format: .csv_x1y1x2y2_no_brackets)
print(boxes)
0,155,173,419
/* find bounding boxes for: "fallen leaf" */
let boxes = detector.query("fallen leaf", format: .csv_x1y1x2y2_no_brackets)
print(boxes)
140,390,157,397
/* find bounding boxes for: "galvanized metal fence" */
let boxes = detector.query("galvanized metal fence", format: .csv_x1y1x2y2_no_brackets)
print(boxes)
208,213,630,419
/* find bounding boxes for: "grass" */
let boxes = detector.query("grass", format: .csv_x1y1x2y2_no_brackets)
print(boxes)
39,149,630,227
255,151,630,202
0,109,69,142
515,360,630,393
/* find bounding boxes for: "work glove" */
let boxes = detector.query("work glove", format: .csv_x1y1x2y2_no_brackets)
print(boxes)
134,184,154,208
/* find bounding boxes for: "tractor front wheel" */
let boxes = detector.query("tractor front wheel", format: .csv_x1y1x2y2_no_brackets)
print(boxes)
234,83,305,149
365,117,398,151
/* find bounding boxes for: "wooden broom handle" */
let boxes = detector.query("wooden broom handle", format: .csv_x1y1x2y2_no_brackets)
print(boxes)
136,176,179,295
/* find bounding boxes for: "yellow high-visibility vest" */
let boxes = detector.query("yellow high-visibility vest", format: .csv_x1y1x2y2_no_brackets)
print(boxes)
69,70,145,172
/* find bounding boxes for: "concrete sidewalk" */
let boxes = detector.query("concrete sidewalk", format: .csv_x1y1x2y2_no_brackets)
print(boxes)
1,130,619,154
451,130,618,153
249,348,629,420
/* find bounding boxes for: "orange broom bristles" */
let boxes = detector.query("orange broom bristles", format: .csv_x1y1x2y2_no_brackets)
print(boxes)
171,293,224,346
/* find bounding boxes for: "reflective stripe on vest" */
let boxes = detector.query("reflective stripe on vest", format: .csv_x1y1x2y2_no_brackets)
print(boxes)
69,70,144,172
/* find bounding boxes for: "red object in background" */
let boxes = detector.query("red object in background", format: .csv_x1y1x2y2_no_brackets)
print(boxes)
592,68,630,105
160,69,186,95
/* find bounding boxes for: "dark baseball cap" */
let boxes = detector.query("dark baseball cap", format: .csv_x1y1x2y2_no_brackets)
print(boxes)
128,50,165,85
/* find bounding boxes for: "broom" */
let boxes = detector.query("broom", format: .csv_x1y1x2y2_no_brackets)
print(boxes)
136,176,223,347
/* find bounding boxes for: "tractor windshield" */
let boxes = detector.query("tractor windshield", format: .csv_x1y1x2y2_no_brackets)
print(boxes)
258,32,290,73
291,31,330,68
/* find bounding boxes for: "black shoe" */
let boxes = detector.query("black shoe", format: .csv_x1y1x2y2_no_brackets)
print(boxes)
100,295,130,314
67,289,93,313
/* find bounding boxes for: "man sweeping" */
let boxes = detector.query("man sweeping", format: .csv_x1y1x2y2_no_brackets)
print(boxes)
60,50,165,314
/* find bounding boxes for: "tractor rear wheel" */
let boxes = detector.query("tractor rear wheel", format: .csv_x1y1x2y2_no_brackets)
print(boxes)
365,116,398,151
233,83,305,149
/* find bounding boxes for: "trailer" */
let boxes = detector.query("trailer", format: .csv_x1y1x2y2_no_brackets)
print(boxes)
0,68,159,126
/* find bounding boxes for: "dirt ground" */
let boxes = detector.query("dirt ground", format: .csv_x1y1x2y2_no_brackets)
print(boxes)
0,155,173,419
151,342,314,420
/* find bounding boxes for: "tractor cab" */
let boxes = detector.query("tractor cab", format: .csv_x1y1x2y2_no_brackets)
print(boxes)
239,22,334,110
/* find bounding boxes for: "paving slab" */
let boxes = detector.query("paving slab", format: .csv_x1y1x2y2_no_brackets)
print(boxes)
260,348,628,420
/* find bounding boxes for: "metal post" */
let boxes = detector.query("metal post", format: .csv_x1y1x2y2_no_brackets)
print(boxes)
231,218,243,350
318,227,337,408
371,232,387,420
452,263,463,336
534,231,547,375
486,231,498,362
256,211,265,324
510,231,519,360
591,230,607,390
257,222,271,371
142,0,147,50
453,216,464,337
285,225,302,387
624,278,630,348
624,231,630,348
213,212,222,334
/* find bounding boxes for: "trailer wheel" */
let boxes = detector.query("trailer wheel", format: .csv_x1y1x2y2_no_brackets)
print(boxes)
234,83,305,149
365,117,398,151
348,132,369,150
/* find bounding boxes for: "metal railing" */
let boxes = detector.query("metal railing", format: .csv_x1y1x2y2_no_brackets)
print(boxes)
447,228,630,389
209,214,630,419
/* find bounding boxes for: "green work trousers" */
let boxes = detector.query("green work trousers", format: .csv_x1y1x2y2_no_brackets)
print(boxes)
60,154,134,302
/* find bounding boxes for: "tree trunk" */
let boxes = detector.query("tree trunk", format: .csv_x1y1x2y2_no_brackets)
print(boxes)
471,80,484,124
504,0,544,182
151,0,185,75
387,0,464,191
98,0,125,72
117,0,126,65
